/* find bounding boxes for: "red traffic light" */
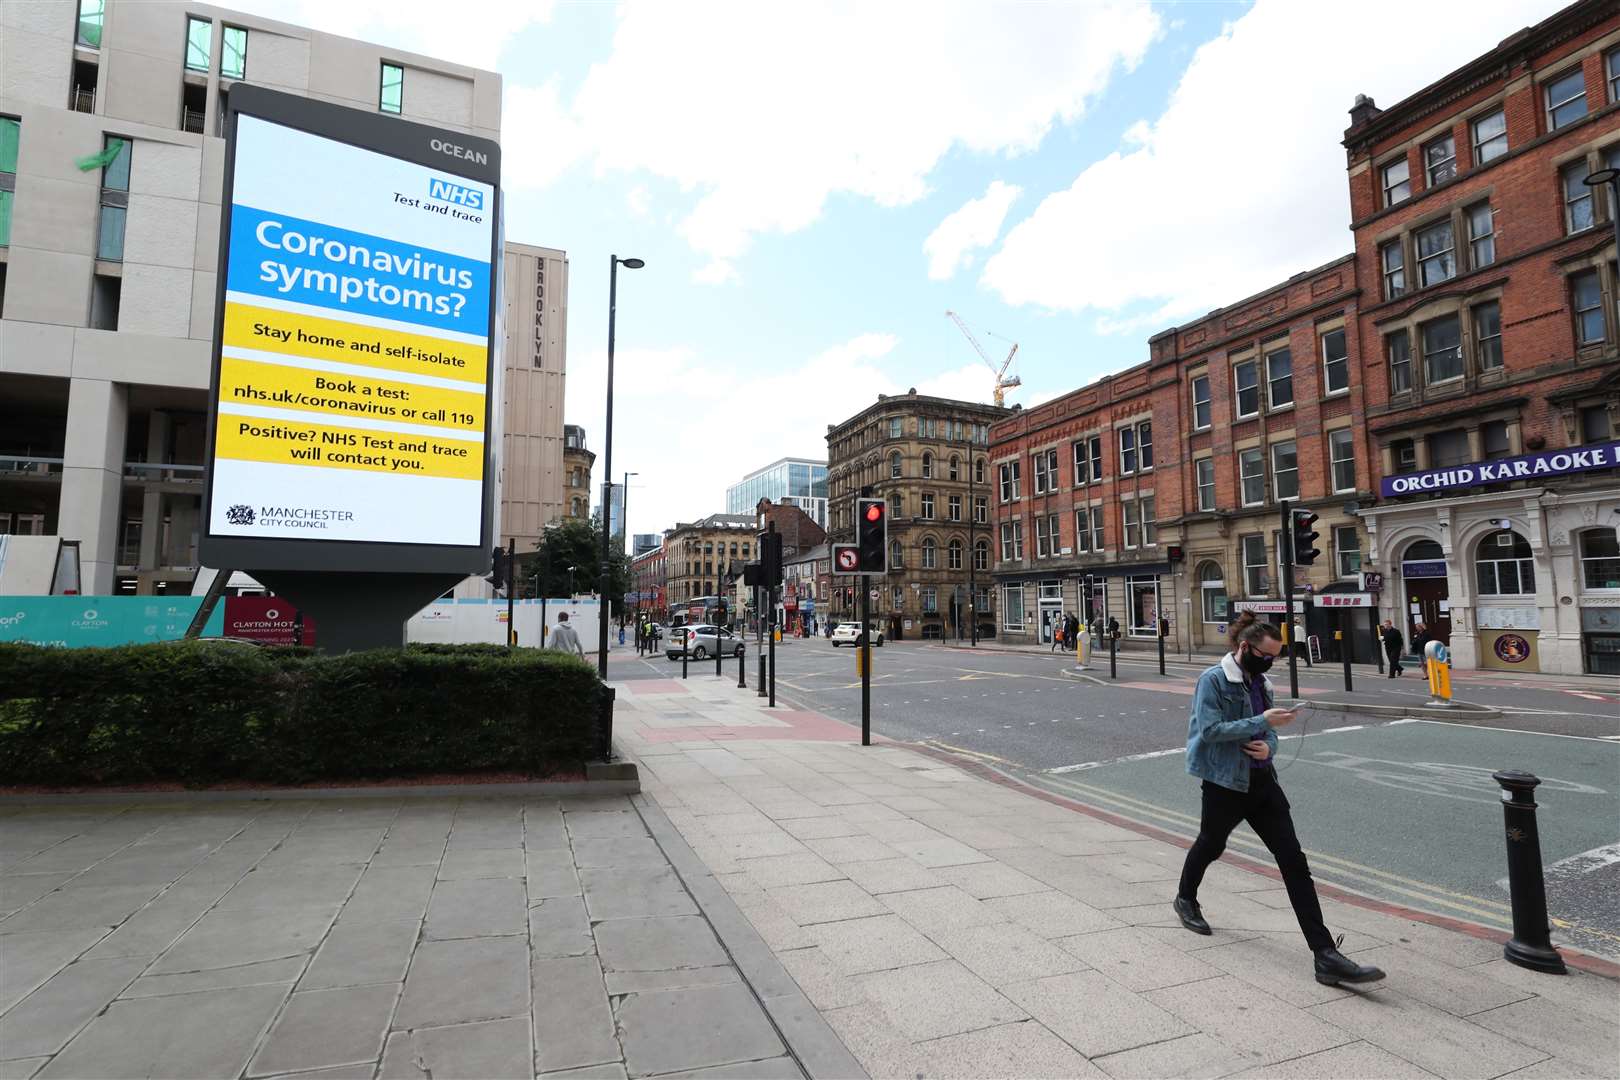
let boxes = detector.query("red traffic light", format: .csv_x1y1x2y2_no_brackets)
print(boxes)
865,503,884,522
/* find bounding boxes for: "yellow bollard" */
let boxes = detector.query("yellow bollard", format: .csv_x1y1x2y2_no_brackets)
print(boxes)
856,647,867,678
1425,640,1453,705
1075,634,1088,668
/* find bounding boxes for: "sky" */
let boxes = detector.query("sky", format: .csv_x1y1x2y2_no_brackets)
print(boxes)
242,0,1561,545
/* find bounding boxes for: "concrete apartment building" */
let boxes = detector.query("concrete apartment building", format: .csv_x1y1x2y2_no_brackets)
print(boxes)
726,456,829,528
1344,0,1620,675
826,391,1007,640
0,1,569,594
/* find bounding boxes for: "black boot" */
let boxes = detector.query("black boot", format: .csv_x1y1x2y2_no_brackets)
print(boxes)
1173,895,1211,935
1314,936,1386,986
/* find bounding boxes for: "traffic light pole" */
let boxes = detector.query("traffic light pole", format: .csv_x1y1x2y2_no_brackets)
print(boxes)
1281,502,1299,700
506,537,516,647
860,576,871,746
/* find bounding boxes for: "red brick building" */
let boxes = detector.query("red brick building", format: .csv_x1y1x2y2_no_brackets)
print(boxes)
1345,0,1620,674
629,542,667,622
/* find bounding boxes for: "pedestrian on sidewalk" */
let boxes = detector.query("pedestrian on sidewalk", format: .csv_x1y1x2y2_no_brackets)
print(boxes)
1052,615,1064,652
1172,611,1385,989
1381,619,1404,677
1064,613,1080,652
1412,621,1431,678
548,611,584,658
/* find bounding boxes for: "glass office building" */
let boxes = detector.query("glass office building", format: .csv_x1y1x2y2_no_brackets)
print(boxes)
726,458,828,527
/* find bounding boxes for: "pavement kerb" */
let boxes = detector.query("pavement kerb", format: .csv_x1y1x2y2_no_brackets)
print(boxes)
628,789,869,1080
1285,698,1503,719
894,738,1620,981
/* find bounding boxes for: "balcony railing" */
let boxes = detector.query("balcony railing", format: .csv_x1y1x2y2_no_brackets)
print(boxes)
181,106,205,134
0,456,65,476
71,87,95,113
123,462,205,482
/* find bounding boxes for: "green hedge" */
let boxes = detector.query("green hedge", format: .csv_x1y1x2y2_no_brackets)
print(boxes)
0,641,604,787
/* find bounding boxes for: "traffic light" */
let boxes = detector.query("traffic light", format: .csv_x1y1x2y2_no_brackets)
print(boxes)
1291,509,1321,566
856,497,888,574
760,531,783,588
743,561,762,587
487,545,507,593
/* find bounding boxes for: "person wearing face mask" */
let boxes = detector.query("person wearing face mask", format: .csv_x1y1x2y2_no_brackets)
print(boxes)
1173,612,1385,988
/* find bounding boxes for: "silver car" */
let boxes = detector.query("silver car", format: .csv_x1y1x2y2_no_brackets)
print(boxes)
666,624,746,660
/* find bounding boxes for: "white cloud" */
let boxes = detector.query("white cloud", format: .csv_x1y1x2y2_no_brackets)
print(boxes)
924,181,1023,281
982,0,1557,323
626,185,651,217
692,259,739,285
228,0,554,70
506,1,1160,269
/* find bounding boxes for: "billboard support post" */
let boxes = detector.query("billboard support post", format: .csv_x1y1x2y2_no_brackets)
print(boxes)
198,86,501,654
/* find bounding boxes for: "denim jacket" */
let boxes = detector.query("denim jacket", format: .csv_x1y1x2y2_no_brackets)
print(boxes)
1185,653,1279,793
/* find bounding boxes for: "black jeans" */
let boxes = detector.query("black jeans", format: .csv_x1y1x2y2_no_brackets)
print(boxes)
1178,767,1335,953
1385,646,1403,675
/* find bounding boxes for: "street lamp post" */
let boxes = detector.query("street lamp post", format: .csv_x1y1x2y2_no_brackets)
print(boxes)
623,470,639,643
965,436,979,646
599,255,644,678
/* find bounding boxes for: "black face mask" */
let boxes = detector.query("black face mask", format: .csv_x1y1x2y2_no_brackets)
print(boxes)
1240,647,1275,676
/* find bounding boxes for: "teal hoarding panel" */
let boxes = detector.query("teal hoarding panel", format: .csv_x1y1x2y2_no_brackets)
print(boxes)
0,597,224,647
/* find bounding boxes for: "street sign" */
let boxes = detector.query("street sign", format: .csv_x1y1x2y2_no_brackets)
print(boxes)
1233,599,1310,614
833,542,877,575
1316,592,1375,608
1359,571,1385,591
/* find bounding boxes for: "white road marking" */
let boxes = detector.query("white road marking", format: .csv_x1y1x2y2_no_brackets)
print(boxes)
1324,725,1364,733
1049,746,1184,774
1414,720,1620,743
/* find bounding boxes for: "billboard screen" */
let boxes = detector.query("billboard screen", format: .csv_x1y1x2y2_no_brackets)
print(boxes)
201,86,500,573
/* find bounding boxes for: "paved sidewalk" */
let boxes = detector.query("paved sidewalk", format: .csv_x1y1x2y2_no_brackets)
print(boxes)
619,674,1620,1079
0,791,855,1079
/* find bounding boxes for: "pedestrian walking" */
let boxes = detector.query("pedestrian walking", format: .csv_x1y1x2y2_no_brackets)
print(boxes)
1411,621,1431,678
1380,619,1404,677
1064,613,1080,651
1171,612,1386,988
1052,615,1064,652
547,611,584,658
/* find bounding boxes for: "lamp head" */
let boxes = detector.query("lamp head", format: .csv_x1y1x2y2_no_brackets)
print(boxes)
1583,167,1620,186
619,257,646,269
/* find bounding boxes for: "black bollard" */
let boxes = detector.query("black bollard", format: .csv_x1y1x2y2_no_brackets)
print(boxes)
1110,633,1118,680
738,646,746,688
682,636,688,679
1157,618,1166,676
1493,770,1567,974
715,632,723,679
1339,619,1353,692
757,651,766,698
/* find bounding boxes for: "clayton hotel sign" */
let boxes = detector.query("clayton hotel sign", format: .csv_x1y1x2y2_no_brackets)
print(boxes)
1380,439,1620,498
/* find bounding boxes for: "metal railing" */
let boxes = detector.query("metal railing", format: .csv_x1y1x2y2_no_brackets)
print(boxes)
181,107,204,133
122,462,205,482
0,456,65,475
71,87,96,113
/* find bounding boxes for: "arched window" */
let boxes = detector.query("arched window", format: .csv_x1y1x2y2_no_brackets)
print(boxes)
974,457,986,484
890,451,902,479
1404,539,1444,561
921,537,937,569
974,539,990,571
948,455,960,481
1580,529,1620,589
948,538,963,570
890,539,904,568
1475,530,1535,596
922,452,934,479
1198,561,1228,624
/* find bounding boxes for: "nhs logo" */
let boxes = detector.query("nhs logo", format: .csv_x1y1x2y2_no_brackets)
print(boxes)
427,178,484,210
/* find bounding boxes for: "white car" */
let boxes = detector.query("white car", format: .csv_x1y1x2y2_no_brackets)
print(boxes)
830,622,884,647
666,624,746,660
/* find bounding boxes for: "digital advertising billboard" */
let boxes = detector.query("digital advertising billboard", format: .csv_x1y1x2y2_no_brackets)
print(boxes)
200,85,500,575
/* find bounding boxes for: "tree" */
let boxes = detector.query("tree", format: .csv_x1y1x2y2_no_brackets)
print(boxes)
525,518,631,609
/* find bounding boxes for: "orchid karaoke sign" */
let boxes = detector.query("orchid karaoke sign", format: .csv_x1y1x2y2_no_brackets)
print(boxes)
1380,439,1620,498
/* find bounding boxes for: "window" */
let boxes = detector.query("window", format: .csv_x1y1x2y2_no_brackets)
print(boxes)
1429,428,1469,468
974,539,990,572
948,494,962,522
1381,157,1410,206
974,495,987,524
1321,330,1348,395
1119,427,1137,474
380,62,403,114
1483,420,1512,460
185,16,211,71
1610,49,1620,104
948,539,963,571
1329,429,1356,493
1121,499,1140,549
1424,134,1456,186
1234,359,1259,418
1473,302,1502,371
1422,315,1463,385
1002,585,1024,631
1073,509,1090,553
1582,404,1613,444
1141,496,1156,546
76,0,104,48
1191,374,1211,428
1392,438,1418,474
1564,161,1594,233
888,417,902,438
890,451,902,479
1000,521,1023,561
921,537,937,569
1089,506,1105,551
1545,68,1587,131
221,26,247,80
891,586,904,611
920,492,934,519
1388,330,1412,394
1196,458,1216,511
1242,535,1268,596
1239,448,1265,506
95,136,129,261
1415,219,1456,287
1335,526,1362,578
921,587,938,614
948,455,959,481
1581,530,1620,589
1472,109,1507,164
974,457,986,484
1265,347,1293,409
1139,422,1153,469
1467,203,1495,268
1035,516,1052,558
1128,577,1160,638
0,116,17,248
1381,240,1406,300
922,452,933,479
1573,270,1605,345
1476,531,1535,595
1073,435,1103,484
998,461,1020,502
1271,440,1299,501
890,539,904,568
1199,562,1228,624
1032,449,1053,493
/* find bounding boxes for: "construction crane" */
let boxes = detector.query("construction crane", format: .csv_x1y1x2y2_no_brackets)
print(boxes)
946,310,1021,407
